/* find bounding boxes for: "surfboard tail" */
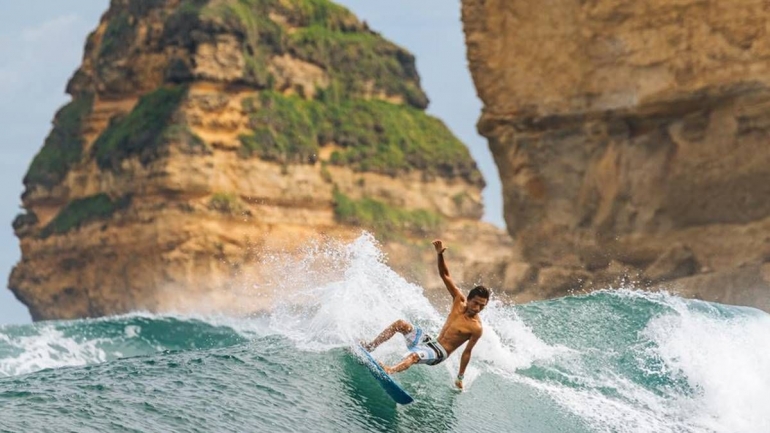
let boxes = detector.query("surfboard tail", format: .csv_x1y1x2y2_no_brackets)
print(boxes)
352,343,414,404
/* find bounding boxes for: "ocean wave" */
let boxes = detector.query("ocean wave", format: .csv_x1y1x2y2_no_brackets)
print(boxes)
0,314,248,377
1,234,768,432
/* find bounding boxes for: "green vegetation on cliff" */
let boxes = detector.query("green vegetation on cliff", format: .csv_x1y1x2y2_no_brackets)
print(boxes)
60,0,478,184
333,189,442,239
200,0,427,107
209,192,243,214
24,95,93,188
240,91,482,183
40,194,131,238
240,92,318,163
12,212,38,232
99,11,134,58
93,85,188,169
289,26,426,108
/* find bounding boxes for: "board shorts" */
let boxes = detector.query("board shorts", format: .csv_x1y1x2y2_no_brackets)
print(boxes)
404,325,447,366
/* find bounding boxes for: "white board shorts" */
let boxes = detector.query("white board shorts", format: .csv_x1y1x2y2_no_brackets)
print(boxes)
405,325,447,366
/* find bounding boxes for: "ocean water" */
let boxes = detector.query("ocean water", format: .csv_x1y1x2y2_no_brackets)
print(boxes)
1,234,769,433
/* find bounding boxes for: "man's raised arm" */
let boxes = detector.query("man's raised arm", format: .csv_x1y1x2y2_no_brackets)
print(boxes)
433,239,462,300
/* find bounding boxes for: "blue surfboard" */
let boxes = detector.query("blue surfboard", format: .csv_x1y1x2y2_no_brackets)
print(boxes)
352,344,414,405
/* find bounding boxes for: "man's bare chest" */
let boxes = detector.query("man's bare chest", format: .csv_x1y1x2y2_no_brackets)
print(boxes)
444,313,478,339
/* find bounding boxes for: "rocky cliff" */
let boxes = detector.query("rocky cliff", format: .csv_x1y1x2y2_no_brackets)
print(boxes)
462,0,770,311
10,0,513,321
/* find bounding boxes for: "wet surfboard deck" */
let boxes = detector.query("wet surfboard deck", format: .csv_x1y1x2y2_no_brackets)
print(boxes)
352,343,414,405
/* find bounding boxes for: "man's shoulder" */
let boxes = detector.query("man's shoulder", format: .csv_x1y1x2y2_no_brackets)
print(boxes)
473,318,484,333
451,294,467,310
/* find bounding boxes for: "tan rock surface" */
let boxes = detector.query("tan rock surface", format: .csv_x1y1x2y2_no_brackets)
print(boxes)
10,0,513,320
462,0,770,311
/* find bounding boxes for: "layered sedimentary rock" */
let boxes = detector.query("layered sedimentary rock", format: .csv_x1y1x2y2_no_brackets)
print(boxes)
462,0,770,310
10,0,513,320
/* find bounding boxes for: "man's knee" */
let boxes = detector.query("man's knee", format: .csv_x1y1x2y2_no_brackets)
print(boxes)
394,319,413,334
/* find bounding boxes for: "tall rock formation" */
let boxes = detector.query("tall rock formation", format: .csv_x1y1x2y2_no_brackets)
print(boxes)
10,0,513,320
462,0,770,310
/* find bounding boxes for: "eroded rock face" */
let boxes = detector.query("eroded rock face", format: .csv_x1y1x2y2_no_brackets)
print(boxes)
10,0,512,320
462,0,770,310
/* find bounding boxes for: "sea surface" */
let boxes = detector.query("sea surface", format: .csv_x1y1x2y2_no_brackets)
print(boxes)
1,234,769,433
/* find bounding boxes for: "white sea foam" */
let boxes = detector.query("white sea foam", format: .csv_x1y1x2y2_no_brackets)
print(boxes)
267,233,442,353
0,326,108,377
0,312,255,378
483,289,770,433
643,298,770,433
476,298,573,371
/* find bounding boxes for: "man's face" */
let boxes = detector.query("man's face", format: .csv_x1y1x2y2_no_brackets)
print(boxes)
465,296,488,317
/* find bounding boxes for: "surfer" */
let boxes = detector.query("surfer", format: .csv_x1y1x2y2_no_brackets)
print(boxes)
362,239,488,389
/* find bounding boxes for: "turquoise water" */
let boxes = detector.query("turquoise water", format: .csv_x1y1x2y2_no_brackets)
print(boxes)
1,235,769,432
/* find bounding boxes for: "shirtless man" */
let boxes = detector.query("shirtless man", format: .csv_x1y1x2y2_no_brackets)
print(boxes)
362,239,488,389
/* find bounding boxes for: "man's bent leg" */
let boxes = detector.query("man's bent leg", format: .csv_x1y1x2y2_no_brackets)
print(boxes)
383,353,420,375
364,319,413,351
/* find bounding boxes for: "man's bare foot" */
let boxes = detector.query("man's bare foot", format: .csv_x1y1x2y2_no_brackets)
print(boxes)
377,361,394,375
359,340,373,351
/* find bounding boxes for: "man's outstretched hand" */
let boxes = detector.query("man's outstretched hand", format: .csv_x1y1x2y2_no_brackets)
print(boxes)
432,239,446,254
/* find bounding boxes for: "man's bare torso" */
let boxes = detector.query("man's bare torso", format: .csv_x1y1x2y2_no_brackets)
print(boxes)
436,298,483,355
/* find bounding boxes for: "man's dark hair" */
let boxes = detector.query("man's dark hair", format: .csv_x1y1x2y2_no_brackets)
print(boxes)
468,285,490,301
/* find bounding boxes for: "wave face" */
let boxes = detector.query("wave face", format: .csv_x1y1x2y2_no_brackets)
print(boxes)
1,234,769,433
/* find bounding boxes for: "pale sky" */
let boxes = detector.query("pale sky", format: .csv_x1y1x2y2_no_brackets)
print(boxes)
0,0,504,324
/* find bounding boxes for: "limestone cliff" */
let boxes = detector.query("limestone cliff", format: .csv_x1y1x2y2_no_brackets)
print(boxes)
462,0,770,311
10,0,513,320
